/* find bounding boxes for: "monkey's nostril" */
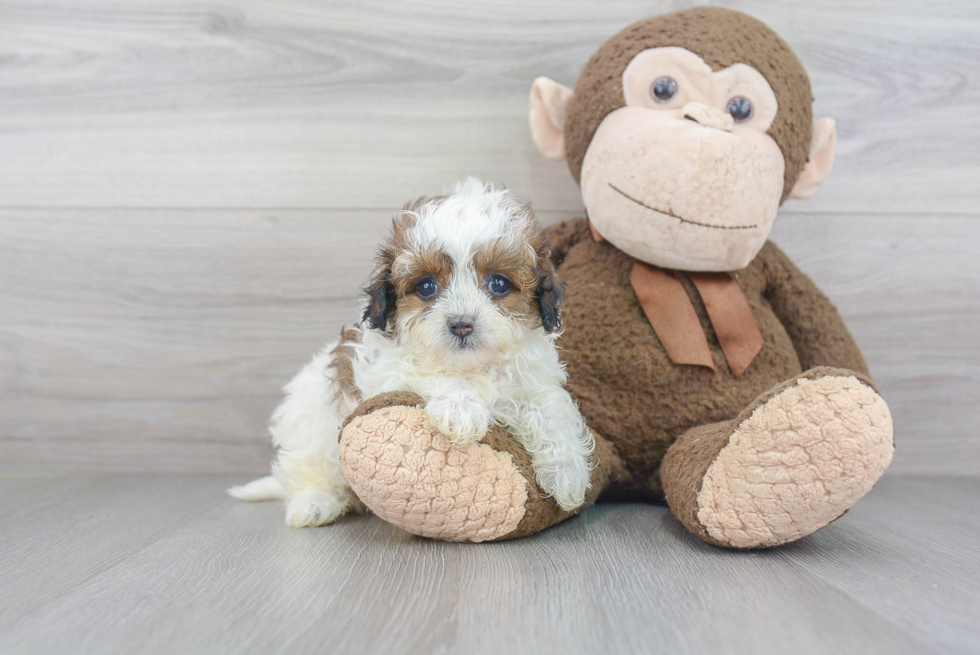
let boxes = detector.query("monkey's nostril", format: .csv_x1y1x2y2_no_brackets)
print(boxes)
682,102,734,132
449,316,475,337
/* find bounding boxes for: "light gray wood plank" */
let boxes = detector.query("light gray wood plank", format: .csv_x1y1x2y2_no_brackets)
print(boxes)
0,472,233,630
0,208,383,472
4,473,970,655
0,0,976,212
772,477,980,655
1,209,977,474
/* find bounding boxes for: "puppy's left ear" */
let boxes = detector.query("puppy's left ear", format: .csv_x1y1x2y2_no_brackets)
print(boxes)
362,263,396,331
535,256,566,333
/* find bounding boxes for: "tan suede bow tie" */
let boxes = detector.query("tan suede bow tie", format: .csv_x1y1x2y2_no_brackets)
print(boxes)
590,221,762,377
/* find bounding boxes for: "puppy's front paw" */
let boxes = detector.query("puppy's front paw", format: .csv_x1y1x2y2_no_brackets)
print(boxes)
425,395,491,445
535,453,591,512
285,489,348,528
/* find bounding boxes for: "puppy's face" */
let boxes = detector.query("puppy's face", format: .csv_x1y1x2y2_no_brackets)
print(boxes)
363,180,564,368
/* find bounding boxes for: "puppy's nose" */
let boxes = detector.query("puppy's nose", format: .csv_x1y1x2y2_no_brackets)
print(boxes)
449,316,475,337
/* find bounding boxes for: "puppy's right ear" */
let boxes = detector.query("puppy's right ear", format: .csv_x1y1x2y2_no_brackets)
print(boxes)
535,256,566,333
362,263,396,331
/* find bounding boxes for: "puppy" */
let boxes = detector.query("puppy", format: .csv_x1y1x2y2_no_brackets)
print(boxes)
229,179,594,527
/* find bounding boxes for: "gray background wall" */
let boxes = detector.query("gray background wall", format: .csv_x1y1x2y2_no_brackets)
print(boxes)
1,0,977,475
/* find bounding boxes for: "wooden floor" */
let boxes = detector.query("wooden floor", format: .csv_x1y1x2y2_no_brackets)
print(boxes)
1,2,978,654
1,473,977,655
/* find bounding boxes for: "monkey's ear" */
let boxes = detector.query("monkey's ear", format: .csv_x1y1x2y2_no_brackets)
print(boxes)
535,257,566,333
362,265,396,331
789,118,837,200
529,77,574,162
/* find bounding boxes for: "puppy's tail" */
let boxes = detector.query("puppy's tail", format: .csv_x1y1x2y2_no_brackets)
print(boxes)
227,475,286,501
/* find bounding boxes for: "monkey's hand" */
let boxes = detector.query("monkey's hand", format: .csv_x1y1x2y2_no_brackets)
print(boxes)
542,217,591,266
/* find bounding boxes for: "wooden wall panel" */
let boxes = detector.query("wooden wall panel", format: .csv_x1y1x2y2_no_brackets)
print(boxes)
0,0,977,212
1,209,975,474
0,0,977,473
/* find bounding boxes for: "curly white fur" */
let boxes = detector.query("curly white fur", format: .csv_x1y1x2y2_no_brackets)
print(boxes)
229,179,594,526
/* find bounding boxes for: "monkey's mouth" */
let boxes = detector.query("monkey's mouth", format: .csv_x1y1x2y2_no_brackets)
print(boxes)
608,183,758,231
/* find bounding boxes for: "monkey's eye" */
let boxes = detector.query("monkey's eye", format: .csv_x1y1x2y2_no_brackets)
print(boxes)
487,274,512,297
726,96,754,123
415,276,439,300
650,76,678,104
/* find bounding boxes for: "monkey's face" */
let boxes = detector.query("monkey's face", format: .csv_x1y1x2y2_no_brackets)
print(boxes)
529,9,838,273
580,47,785,272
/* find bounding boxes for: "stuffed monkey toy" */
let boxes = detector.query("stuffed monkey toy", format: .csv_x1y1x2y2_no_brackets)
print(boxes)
338,7,894,548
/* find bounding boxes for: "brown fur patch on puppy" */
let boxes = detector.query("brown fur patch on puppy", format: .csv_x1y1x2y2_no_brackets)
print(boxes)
471,213,565,333
473,237,539,323
330,326,363,405
391,247,456,336
391,248,455,296
362,214,412,332
363,199,448,332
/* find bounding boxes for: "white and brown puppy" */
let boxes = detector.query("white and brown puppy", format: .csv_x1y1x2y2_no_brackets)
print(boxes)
229,179,594,527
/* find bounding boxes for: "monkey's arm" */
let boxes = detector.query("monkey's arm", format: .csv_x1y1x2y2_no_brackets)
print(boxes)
542,218,591,266
759,241,870,377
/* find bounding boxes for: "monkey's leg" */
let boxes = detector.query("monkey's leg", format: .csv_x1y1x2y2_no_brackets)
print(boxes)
338,392,622,542
661,367,894,549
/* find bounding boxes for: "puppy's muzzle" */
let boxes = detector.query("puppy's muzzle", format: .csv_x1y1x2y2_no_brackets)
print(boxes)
448,316,475,338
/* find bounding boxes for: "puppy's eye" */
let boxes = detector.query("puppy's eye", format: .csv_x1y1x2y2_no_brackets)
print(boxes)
487,274,512,296
726,96,753,123
650,76,678,104
415,276,439,300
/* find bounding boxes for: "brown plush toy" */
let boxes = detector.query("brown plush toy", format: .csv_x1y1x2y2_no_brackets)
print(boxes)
338,7,894,548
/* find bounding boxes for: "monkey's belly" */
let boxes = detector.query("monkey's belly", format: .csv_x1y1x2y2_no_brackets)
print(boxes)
557,240,802,500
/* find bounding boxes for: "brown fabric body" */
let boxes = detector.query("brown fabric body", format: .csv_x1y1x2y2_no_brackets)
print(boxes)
341,390,628,540
660,367,878,548
550,218,869,502
563,6,814,202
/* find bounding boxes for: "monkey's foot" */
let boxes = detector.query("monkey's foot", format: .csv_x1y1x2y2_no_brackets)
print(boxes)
663,368,894,549
339,392,619,543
